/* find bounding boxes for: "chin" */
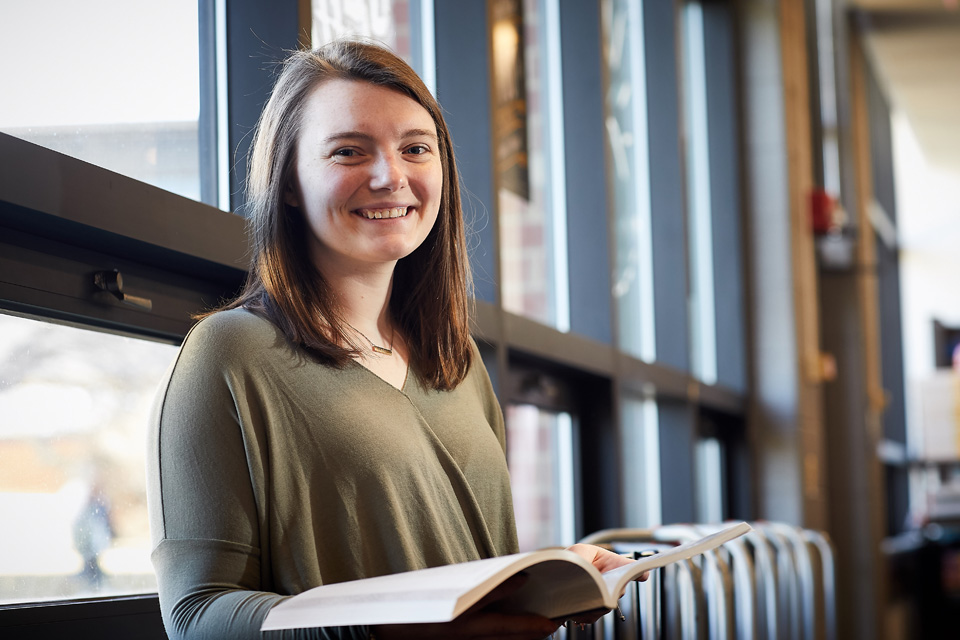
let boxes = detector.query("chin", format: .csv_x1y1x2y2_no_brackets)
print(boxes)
374,239,429,263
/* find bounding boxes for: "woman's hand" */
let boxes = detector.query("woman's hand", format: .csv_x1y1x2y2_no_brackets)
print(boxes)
563,543,650,625
373,546,648,639
566,543,648,578
371,573,559,640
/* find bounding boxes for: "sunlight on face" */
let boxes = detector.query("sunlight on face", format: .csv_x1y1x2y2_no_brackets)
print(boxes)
287,79,443,277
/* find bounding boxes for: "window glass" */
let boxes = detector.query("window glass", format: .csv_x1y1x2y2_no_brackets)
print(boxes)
602,0,656,360
621,395,661,527
310,0,426,74
0,0,203,203
0,313,177,604
695,436,724,523
813,0,842,198
681,0,718,384
311,0,436,92
312,0,412,57
491,0,569,330
506,404,576,551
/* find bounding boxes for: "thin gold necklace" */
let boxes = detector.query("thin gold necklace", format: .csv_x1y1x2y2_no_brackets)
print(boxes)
344,320,394,356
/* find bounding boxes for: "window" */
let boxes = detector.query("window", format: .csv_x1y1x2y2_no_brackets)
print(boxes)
0,2,757,633
681,0,718,384
0,313,177,604
0,0,250,626
621,394,662,527
506,404,577,551
491,0,570,330
813,0,842,199
0,0,206,205
695,436,725,523
602,0,656,361
311,0,436,93
678,0,745,390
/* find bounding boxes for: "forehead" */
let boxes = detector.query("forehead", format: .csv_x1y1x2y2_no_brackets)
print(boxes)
298,78,437,139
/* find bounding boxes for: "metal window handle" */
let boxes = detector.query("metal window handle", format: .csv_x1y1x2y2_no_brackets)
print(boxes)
93,269,153,311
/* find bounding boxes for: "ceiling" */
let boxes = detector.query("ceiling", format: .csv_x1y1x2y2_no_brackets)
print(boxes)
848,0,960,176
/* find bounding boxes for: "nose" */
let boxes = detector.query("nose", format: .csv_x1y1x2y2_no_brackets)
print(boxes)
369,152,407,191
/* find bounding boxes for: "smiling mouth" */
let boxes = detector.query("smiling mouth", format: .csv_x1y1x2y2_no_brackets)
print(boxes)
356,206,410,220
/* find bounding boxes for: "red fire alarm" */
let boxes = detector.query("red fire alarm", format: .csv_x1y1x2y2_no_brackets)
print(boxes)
809,187,836,235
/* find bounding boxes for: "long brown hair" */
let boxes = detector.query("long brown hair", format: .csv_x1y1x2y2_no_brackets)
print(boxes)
218,39,473,390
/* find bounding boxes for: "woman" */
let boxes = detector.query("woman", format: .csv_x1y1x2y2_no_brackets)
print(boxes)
147,39,632,640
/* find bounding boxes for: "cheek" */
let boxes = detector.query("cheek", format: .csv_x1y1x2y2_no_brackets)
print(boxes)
422,200,442,245
434,164,444,194
299,192,339,242
424,174,442,225
426,165,444,210
296,160,355,205
301,182,349,233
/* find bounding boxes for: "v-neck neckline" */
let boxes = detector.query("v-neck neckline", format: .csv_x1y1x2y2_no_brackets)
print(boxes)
351,358,411,394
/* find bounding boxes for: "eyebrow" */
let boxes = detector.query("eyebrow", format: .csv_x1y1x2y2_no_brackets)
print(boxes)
322,129,439,144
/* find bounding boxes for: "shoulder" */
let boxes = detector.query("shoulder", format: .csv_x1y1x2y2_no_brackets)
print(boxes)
160,309,301,409
185,308,280,352
189,306,273,337
175,308,291,375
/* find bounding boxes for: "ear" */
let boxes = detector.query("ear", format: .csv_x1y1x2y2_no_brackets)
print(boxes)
284,182,300,207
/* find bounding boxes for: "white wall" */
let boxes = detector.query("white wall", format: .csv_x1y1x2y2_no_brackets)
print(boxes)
894,111,960,454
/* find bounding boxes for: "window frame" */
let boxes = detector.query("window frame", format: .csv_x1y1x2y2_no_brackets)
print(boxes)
0,0,753,634
0,134,247,337
0,135,245,640
0,0,305,634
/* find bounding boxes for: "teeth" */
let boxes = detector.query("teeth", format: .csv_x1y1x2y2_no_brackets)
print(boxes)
359,207,408,219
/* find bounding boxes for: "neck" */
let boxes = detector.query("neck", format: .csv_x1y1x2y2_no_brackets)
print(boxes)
320,260,396,336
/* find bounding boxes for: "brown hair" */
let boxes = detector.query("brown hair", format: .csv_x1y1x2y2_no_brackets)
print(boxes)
218,39,473,390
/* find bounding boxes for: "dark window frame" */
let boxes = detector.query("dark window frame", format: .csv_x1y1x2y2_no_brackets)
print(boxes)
0,1,751,635
0,1,302,636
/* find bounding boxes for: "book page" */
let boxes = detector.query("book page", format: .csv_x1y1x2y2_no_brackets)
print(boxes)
262,549,586,630
601,521,753,598
262,522,753,631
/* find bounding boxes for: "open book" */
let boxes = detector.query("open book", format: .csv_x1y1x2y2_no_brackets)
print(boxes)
262,521,752,631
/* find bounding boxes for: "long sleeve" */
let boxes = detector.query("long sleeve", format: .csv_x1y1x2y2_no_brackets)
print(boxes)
151,540,368,640
148,315,371,640
146,309,517,638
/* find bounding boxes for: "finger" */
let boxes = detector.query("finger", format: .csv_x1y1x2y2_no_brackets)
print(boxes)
566,543,636,573
594,547,636,572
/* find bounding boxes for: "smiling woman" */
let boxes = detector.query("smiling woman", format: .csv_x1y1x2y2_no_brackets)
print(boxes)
145,39,633,640
219,41,474,393
280,77,445,391
286,79,443,278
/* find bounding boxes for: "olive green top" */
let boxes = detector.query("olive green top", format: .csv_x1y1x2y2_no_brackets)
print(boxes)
147,308,518,639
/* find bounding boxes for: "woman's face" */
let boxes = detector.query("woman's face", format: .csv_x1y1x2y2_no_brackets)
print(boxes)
286,78,443,276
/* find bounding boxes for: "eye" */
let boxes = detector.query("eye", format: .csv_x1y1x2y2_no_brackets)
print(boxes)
404,144,431,156
329,147,365,164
